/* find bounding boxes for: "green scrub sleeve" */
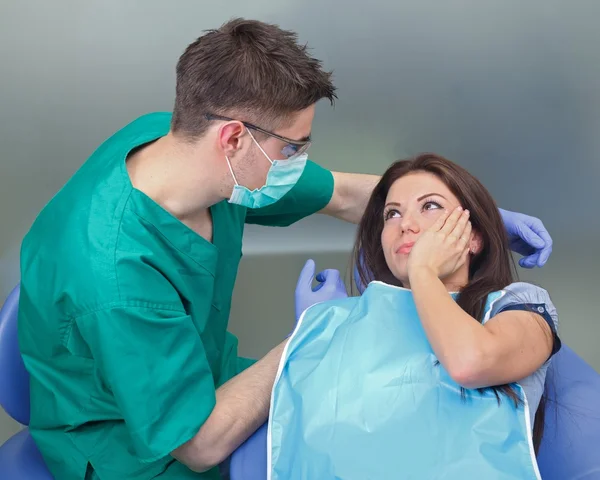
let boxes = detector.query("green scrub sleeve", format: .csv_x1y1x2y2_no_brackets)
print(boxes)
245,160,334,227
75,305,216,463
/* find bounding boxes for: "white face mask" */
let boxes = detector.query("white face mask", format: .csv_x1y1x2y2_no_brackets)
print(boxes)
226,129,308,209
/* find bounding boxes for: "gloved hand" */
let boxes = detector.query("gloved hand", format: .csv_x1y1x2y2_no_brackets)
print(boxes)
294,259,348,323
499,208,553,268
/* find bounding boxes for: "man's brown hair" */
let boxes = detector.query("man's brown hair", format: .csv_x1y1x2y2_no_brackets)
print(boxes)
172,18,337,138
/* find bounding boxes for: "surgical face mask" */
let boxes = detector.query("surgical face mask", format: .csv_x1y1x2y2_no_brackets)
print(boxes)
226,129,308,209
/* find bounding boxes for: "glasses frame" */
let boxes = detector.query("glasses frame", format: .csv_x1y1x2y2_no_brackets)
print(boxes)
204,113,312,157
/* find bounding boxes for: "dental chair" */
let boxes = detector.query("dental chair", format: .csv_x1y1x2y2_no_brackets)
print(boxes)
0,284,54,479
537,344,600,479
229,279,600,480
3,282,598,480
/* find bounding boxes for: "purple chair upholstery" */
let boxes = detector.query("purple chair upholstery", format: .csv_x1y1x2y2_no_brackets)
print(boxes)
537,344,600,479
0,284,30,425
0,284,54,479
229,422,268,479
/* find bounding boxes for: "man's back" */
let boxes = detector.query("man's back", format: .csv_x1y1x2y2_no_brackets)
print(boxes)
18,113,239,479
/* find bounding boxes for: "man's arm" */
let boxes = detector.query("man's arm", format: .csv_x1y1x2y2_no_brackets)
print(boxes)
319,171,380,224
173,258,349,472
171,340,286,472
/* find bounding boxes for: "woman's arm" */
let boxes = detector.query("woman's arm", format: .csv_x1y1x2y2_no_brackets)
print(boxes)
409,269,554,389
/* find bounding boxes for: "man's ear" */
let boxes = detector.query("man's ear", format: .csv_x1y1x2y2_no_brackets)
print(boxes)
470,231,484,255
218,121,247,158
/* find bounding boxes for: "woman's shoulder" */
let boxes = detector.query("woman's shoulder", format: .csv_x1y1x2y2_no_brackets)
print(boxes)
485,282,562,359
485,282,558,330
499,281,552,299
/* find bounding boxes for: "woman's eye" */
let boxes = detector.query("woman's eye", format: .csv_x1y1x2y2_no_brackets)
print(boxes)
423,201,442,211
384,209,401,220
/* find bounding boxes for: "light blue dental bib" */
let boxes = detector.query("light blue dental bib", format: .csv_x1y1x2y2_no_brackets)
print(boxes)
268,281,541,480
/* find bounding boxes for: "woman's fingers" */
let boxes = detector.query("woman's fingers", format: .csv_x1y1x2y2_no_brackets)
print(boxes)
453,210,470,237
431,206,473,255
443,207,470,244
439,207,463,234
458,240,471,266
453,211,471,240
458,221,472,251
431,208,452,232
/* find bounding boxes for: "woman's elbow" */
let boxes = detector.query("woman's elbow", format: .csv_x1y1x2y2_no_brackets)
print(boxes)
448,365,486,390
445,349,491,390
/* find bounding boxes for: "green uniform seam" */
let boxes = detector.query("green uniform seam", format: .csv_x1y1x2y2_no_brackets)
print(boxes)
69,301,187,321
61,301,186,351
125,206,216,277
113,183,134,302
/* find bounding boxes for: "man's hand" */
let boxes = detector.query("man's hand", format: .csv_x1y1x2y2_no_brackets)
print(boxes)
499,208,553,268
294,259,348,322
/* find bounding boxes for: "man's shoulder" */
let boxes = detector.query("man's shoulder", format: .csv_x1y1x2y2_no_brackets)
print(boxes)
21,197,186,317
102,112,172,149
18,113,183,323
22,111,174,240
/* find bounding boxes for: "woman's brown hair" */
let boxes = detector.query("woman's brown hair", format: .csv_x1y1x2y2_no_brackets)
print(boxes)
352,153,547,453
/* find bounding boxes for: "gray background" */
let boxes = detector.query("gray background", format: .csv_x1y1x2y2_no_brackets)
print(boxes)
1,0,598,443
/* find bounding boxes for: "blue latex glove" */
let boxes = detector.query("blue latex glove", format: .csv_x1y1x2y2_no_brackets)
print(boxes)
499,208,553,268
294,259,348,322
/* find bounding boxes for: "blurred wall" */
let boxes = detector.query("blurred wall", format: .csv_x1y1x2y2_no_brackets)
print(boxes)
1,0,599,442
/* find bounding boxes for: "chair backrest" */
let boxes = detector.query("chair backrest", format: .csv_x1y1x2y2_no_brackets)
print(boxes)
229,421,268,480
537,344,600,479
0,284,30,425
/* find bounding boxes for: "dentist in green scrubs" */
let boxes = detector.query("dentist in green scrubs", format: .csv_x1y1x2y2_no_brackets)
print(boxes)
17,18,552,480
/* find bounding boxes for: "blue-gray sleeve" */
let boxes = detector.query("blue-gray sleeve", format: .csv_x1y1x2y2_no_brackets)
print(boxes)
488,282,561,357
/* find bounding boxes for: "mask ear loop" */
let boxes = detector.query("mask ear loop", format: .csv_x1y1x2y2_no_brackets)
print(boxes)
246,129,274,165
225,156,239,185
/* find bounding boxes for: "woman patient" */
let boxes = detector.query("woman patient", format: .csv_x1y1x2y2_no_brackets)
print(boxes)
267,153,560,479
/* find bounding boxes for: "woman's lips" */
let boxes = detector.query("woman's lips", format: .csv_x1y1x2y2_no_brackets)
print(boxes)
396,242,415,254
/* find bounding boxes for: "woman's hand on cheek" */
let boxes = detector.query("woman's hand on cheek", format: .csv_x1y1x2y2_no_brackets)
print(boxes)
407,206,472,279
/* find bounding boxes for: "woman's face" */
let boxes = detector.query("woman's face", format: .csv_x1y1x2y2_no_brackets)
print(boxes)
381,171,469,285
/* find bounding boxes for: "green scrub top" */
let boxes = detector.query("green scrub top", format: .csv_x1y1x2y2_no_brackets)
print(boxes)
17,112,334,480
